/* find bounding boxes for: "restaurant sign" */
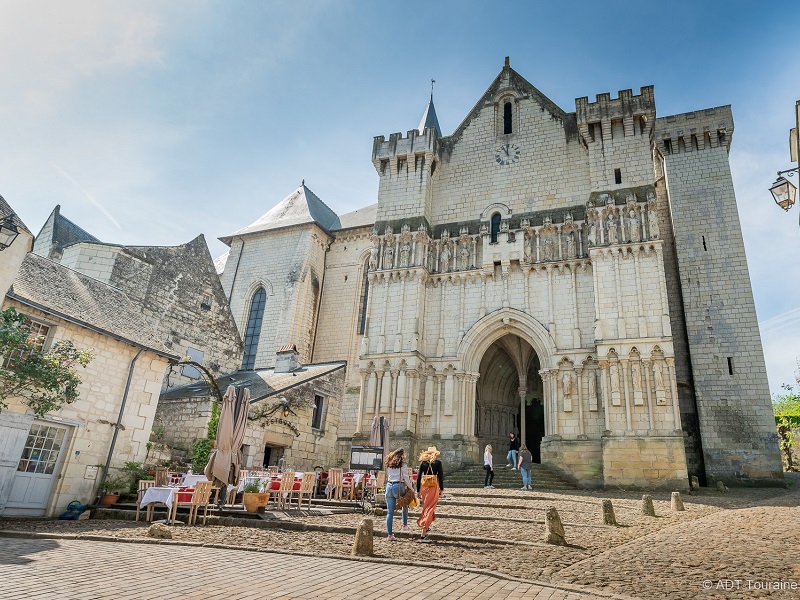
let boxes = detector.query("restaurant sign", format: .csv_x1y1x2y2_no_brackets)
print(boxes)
263,417,301,437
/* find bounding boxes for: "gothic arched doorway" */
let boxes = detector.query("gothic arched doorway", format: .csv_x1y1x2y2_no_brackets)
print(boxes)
475,334,545,462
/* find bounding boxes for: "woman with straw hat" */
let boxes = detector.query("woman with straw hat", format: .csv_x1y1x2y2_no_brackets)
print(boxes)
415,446,443,543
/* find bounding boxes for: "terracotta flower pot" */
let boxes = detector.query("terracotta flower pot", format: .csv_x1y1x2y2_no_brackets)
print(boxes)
243,492,269,513
100,493,120,506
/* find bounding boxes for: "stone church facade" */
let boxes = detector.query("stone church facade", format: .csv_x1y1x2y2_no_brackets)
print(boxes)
220,59,782,489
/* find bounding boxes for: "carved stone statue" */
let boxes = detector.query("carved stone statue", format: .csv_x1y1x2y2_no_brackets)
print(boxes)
440,243,451,272
542,235,555,261
383,242,394,269
565,232,576,258
368,242,379,271
588,370,598,410
607,214,618,244
562,371,573,397
648,206,660,239
631,361,644,405
653,360,664,390
588,222,597,247
399,241,411,268
627,209,640,243
460,244,470,270
609,362,621,406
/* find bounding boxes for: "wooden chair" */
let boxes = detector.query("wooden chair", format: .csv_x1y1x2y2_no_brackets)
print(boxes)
369,470,386,496
276,471,296,510
267,466,279,475
167,471,183,486
135,480,157,522
326,468,343,501
171,480,213,525
295,472,316,510
154,467,168,487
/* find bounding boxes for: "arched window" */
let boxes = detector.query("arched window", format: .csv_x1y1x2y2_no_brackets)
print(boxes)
503,102,513,134
358,259,370,334
242,287,266,370
490,213,502,244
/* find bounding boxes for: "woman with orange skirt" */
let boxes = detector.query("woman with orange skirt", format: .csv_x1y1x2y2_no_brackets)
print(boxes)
415,446,444,543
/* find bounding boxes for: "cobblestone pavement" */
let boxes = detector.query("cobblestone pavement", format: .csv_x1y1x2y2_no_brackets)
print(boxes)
2,480,797,599
0,537,622,600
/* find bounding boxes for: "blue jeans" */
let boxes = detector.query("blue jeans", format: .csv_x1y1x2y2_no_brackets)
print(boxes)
384,482,408,535
507,450,517,467
520,467,531,487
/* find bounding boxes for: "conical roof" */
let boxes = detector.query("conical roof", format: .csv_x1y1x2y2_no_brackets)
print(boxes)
220,183,341,245
418,94,442,137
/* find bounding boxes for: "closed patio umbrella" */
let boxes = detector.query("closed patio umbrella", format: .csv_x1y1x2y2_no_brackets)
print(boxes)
230,387,251,487
204,385,236,488
369,415,388,448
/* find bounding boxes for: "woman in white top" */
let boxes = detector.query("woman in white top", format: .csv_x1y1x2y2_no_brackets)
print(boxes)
483,444,494,489
384,448,415,540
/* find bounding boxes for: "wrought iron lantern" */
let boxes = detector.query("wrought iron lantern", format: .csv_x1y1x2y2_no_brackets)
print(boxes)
770,174,797,211
0,214,19,250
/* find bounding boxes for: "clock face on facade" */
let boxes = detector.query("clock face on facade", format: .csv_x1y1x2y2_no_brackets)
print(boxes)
495,143,520,165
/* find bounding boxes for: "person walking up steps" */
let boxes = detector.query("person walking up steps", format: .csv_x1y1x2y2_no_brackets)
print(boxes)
507,432,520,469
483,445,494,489
383,448,415,540
517,444,533,490
416,446,444,543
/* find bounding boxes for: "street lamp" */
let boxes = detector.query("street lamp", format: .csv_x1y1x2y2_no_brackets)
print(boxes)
770,169,798,211
0,214,20,250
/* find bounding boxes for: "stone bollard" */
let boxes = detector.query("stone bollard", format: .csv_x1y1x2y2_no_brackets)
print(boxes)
690,475,700,491
641,494,656,517
147,523,172,539
350,518,374,556
715,480,728,493
544,507,567,545
671,491,685,512
601,499,617,525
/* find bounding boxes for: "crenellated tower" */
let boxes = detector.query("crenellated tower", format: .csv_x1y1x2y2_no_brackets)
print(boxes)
373,96,442,228
576,87,655,192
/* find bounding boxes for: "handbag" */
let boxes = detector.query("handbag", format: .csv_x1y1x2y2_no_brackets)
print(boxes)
421,463,438,488
396,483,416,508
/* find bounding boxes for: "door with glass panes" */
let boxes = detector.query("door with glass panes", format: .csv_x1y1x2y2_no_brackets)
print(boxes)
6,422,70,514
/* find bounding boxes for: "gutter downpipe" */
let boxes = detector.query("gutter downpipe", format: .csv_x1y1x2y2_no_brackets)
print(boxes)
97,347,144,501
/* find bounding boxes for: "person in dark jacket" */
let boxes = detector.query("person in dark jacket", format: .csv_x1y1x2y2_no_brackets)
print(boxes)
507,432,520,469
415,446,444,543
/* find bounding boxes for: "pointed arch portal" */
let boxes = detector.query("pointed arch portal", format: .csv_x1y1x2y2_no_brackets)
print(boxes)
457,308,555,462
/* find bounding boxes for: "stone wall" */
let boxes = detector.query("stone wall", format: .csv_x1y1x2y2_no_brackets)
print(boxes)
601,435,688,490
656,108,784,486
221,224,330,367
0,229,33,299
0,300,169,517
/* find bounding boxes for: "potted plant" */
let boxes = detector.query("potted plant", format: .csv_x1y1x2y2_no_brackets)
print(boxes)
99,475,129,506
242,481,269,513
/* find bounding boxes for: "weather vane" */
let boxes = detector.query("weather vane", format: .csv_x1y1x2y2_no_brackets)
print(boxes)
431,78,435,96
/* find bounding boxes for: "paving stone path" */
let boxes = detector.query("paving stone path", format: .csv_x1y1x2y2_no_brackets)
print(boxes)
0,537,626,600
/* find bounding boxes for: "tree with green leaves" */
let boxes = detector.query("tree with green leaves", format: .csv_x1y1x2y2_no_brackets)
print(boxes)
0,307,93,416
773,384,800,472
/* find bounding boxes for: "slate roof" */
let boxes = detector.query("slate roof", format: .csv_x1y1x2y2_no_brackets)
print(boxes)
418,94,443,137
0,194,32,235
7,253,178,358
334,203,377,231
220,184,341,245
51,205,101,249
160,361,346,403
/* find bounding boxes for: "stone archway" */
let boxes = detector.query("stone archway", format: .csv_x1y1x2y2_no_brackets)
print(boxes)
457,308,556,461
476,335,545,461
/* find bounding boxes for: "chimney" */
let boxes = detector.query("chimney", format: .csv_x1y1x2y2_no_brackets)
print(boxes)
274,344,300,373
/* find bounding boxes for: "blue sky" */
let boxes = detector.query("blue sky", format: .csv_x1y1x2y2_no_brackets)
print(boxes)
3,1,800,395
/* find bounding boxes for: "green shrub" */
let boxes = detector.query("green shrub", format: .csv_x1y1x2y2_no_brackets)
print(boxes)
192,438,213,471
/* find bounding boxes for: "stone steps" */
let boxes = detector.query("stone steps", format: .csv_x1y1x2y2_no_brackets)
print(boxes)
447,464,577,490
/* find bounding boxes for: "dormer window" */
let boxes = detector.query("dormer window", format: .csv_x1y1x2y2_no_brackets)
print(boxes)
503,102,513,134
490,213,502,243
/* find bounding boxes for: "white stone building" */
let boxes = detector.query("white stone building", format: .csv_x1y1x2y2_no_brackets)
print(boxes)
218,60,781,489
0,253,178,516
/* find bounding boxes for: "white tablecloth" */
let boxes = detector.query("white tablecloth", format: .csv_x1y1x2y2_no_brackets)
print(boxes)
140,486,177,509
181,474,209,488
